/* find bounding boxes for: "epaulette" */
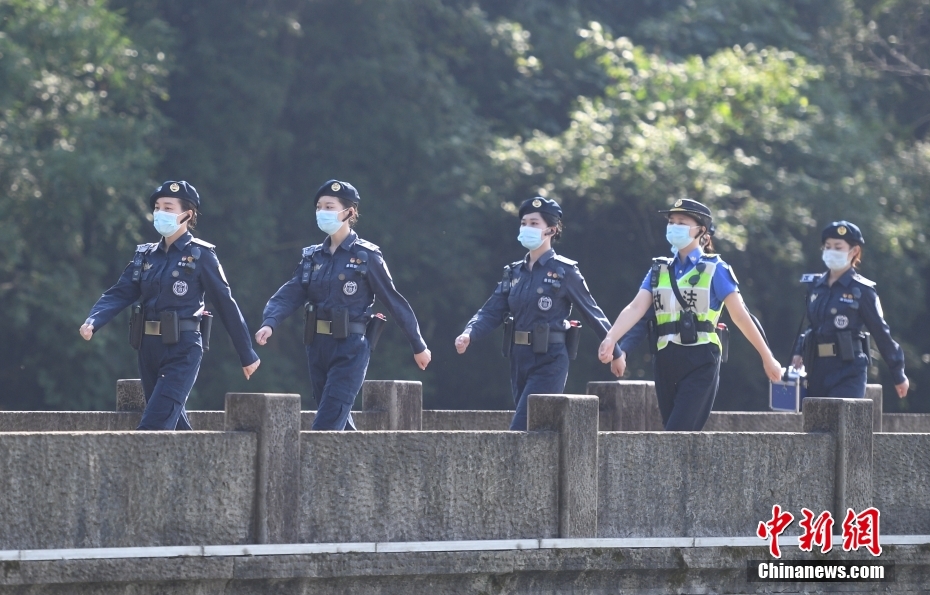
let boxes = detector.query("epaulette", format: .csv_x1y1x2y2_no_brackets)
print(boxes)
190,237,215,249
302,245,321,259
353,238,381,252
135,242,157,254
799,273,821,283
553,254,577,266
509,259,523,269
700,253,721,263
652,256,673,266
852,273,876,288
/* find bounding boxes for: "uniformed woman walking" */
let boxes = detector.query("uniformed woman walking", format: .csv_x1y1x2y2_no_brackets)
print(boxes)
791,221,908,399
255,180,431,430
455,197,625,431
597,199,782,431
80,181,261,430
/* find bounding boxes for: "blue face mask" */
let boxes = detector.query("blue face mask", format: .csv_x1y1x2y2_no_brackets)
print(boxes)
822,249,851,271
666,224,696,251
153,211,188,237
316,208,349,235
518,226,545,251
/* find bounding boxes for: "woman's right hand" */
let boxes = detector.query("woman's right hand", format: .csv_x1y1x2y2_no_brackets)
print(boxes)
791,355,803,370
254,326,273,346
598,337,616,364
454,333,470,354
79,323,94,341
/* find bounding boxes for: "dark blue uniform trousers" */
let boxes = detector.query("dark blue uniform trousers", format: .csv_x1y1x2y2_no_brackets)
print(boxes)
806,353,868,399
137,332,201,431
654,342,721,431
509,343,570,431
306,333,369,430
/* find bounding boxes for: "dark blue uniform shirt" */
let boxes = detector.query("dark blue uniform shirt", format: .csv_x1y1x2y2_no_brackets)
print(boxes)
86,232,259,367
261,231,427,354
793,268,905,385
464,249,622,358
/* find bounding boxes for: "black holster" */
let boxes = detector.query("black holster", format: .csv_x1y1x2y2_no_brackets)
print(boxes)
366,313,387,351
502,314,514,358
331,307,349,340
837,330,855,362
532,323,550,354
160,311,180,345
801,329,816,367
678,310,698,344
200,312,213,351
565,322,582,360
303,303,317,345
861,332,872,365
716,323,729,363
129,303,144,350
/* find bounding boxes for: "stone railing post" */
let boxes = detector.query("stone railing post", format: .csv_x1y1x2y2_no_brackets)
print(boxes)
865,383,883,433
528,394,599,538
116,379,145,411
362,380,422,430
587,380,662,431
225,393,301,544
803,398,873,520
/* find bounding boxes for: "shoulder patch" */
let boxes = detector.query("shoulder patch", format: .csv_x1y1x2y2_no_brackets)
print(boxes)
852,273,876,288
799,273,821,283
354,238,381,253
719,261,737,284
553,254,578,266
190,237,216,249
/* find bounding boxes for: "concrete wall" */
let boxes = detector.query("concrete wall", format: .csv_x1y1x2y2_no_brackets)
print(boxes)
0,432,256,549
421,410,513,430
883,413,930,433
597,432,835,537
299,431,560,543
873,433,930,534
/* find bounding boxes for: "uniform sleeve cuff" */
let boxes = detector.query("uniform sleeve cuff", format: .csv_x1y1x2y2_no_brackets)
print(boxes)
412,340,428,355
240,350,260,368
893,368,907,386
261,318,276,330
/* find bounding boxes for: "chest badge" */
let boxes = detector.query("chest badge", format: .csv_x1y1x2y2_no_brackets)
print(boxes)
538,296,553,311
142,262,152,271
834,315,849,329
810,294,818,303
172,280,189,296
343,281,358,296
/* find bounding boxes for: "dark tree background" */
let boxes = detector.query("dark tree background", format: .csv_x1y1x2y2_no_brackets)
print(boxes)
2,0,929,414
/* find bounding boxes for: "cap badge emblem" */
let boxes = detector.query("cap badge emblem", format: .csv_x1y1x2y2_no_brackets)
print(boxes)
674,199,683,207
838,226,847,235
331,182,341,192
532,199,542,208
169,182,180,193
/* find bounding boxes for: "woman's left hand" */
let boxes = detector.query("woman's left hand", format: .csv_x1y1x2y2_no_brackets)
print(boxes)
610,353,626,378
243,359,261,380
763,355,782,383
414,349,431,370
896,377,909,398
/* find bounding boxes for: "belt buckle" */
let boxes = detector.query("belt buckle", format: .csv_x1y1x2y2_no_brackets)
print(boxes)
818,343,836,357
144,321,161,336
316,319,332,335
514,331,531,346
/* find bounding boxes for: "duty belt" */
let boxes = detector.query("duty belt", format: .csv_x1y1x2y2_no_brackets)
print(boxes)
817,342,864,358
144,319,201,336
513,330,566,346
315,319,368,336
654,319,715,335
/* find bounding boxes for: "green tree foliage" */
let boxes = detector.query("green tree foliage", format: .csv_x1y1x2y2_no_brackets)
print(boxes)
0,0,167,409
3,0,929,413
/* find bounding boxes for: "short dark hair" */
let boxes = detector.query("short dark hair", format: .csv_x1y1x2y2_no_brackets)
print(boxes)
179,198,199,232
541,212,563,242
337,197,359,228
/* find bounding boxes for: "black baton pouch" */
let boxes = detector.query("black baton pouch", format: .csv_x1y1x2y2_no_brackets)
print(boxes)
837,330,855,361
565,321,582,360
501,314,514,358
532,323,550,354
861,332,872,365
678,310,698,344
200,311,213,351
715,323,729,363
332,307,349,340
647,318,658,355
160,311,180,345
365,313,387,351
801,330,816,366
303,303,317,345
129,303,144,350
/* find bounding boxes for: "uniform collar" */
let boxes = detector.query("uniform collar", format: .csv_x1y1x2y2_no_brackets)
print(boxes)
674,246,703,267
159,231,193,253
815,268,856,287
524,248,555,268
322,230,358,253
